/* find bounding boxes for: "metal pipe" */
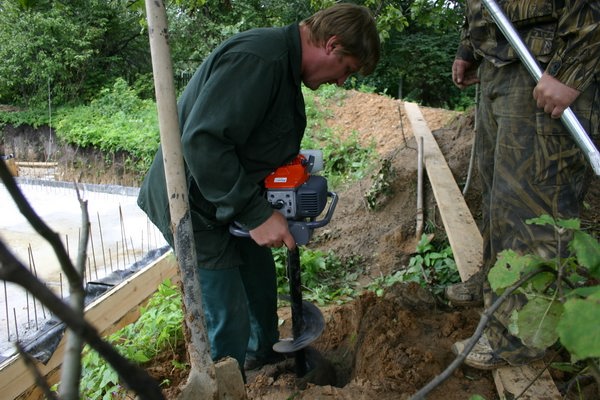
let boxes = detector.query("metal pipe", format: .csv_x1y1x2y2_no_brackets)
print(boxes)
481,0,600,176
416,136,424,239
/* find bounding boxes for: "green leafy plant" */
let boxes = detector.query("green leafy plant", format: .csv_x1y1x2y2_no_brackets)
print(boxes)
0,105,53,129
55,78,160,174
272,247,363,305
364,157,394,210
79,279,184,399
488,215,600,386
367,234,460,297
302,86,377,189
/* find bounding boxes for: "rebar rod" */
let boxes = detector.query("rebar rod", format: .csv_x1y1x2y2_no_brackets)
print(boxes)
119,205,131,265
3,281,9,339
25,290,31,328
115,241,120,270
12,308,18,341
108,248,114,272
97,212,107,270
129,237,137,264
89,224,98,279
28,246,39,329
28,246,47,319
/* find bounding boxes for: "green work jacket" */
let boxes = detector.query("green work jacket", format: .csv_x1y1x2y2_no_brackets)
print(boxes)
457,0,600,92
138,23,306,266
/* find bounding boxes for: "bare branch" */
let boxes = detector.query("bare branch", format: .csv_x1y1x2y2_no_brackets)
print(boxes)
15,341,58,400
59,183,89,400
0,158,81,287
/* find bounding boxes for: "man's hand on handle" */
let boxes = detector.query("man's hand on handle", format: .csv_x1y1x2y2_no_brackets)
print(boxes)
249,211,296,250
533,73,581,119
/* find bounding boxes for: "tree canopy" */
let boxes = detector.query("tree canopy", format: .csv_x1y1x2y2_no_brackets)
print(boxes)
0,0,473,109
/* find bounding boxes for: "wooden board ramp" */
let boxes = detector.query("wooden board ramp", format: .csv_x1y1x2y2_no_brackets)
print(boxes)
403,102,561,400
0,251,178,400
403,102,480,281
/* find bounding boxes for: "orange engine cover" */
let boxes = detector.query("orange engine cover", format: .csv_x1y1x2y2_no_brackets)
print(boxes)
264,154,310,189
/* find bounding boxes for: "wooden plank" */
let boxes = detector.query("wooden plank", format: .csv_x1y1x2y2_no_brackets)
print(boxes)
403,102,561,400
15,162,58,168
493,361,561,400
0,250,179,400
404,101,480,281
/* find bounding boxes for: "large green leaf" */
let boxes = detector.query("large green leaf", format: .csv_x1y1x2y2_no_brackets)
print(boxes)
557,297,600,362
567,285,600,299
488,250,545,292
525,215,580,230
489,250,522,291
570,231,600,279
516,297,563,350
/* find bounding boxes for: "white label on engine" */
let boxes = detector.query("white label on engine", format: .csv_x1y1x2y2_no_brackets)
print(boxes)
274,177,287,183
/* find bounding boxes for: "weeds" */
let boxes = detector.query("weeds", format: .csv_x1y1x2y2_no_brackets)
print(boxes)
79,280,184,398
367,234,460,298
364,158,394,210
272,247,363,305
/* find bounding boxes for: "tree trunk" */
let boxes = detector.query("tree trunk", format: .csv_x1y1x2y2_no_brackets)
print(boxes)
144,1,222,397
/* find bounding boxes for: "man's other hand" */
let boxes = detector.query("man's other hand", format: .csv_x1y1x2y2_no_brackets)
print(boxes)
452,59,480,89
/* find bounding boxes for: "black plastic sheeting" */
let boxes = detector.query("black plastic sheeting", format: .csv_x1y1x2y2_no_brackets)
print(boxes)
6,246,170,365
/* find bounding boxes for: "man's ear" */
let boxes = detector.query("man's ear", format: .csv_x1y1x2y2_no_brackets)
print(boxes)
325,35,339,54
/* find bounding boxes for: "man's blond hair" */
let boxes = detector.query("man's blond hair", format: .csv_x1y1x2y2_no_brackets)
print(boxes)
301,3,380,75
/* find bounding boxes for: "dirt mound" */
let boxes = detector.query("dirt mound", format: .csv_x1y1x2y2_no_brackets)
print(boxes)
244,283,495,400
310,91,474,281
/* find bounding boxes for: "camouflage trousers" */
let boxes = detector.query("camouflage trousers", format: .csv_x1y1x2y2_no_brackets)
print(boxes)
476,60,599,365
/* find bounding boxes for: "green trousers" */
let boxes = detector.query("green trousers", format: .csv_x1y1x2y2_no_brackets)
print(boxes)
477,60,599,364
196,237,279,370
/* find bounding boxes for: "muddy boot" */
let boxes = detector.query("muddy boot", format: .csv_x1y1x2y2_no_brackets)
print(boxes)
445,269,484,307
451,334,508,370
244,350,286,371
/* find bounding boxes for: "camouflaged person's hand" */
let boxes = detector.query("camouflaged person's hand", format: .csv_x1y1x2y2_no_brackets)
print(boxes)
533,73,581,119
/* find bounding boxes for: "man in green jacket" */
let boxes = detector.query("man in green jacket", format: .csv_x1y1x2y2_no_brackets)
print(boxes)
138,3,380,375
448,0,599,369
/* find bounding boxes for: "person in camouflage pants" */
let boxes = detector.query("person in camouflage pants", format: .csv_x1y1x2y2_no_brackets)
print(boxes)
448,0,600,369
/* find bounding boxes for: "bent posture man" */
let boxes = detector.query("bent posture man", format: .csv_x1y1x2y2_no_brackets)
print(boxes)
138,3,380,376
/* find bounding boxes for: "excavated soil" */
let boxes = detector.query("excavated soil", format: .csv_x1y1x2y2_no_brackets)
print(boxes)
3,90,599,399
241,284,495,400
240,91,597,400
